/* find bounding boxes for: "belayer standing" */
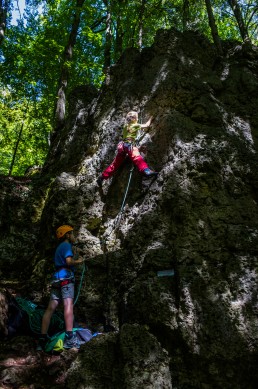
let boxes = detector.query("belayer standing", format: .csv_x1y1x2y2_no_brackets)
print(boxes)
37,225,85,351
97,111,158,187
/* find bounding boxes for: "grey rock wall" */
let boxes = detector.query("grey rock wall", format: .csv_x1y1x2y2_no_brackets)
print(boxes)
1,29,258,388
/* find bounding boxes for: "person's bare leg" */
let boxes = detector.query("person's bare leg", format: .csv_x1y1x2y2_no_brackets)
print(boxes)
63,298,74,331
41,299,59,334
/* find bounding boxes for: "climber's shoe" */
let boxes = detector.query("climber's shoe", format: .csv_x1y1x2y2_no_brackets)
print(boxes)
97,176,104,187
36,334,50,351
63,333,80,349
143,168,158,178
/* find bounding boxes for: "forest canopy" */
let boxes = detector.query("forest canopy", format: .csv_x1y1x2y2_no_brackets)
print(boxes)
0,0,257,175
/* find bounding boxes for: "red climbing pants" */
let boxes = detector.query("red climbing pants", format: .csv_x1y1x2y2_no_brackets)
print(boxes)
102,142,149,179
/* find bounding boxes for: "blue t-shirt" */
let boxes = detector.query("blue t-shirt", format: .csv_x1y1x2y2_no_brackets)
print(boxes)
54,241,73,268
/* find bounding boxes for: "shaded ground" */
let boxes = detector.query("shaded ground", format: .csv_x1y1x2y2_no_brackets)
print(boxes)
0,283,79,389
0,336,78,389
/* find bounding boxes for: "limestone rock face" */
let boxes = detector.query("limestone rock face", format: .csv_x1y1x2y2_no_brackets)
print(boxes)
0,289,8,338
1,29,258,388
66,325,172,389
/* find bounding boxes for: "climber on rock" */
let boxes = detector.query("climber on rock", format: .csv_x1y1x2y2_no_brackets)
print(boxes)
97,111,158,187
37,225,85,351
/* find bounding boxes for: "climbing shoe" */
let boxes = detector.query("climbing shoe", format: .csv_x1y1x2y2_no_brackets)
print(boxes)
143,168,158,177
36,335,50,351
63,333,80,349
97,175,104,187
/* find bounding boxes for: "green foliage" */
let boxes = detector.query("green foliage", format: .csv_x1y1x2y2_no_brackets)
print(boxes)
0,86,51,175
0,0,257,175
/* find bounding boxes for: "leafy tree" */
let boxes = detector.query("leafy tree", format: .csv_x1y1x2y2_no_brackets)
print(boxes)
227,0,250,41
1,0,258,176
205,0,223,55
0,86,51,175
53,0,86,134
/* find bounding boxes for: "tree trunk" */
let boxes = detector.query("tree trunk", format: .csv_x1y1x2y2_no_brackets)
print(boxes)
0,0,10,45
103,0,112,75
182,0,190,31
114,8,123,61
9,122,24,176
228,0,249,41
53,0,85,135
138,0,146,50
204,0,223,56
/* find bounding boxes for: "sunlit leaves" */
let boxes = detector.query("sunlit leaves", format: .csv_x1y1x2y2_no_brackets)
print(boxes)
0,84,52,175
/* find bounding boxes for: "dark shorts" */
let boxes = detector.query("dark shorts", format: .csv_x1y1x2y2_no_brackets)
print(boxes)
50,281,74,301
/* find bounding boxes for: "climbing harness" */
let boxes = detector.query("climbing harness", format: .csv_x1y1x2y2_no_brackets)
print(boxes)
60,279,72,287
52,252,87,305
14,262,86,336
52,267,74,284
113,127,149,229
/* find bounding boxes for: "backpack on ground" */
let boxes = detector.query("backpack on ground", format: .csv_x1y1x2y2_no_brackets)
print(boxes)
44,331,66,353
44,327,97,353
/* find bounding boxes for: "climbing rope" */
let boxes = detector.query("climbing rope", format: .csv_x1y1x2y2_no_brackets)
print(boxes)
100,163,136,330
14,263,86,335
113,127,149,230
101,127,149,250
100,117,150,328
15,297,64,334
114,165,134,229
74,262,87,306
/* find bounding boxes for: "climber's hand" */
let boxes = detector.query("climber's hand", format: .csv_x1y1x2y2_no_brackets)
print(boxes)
76,256,86,264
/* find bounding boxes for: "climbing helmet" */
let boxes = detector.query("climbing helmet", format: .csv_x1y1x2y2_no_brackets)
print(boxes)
56,225,74,239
